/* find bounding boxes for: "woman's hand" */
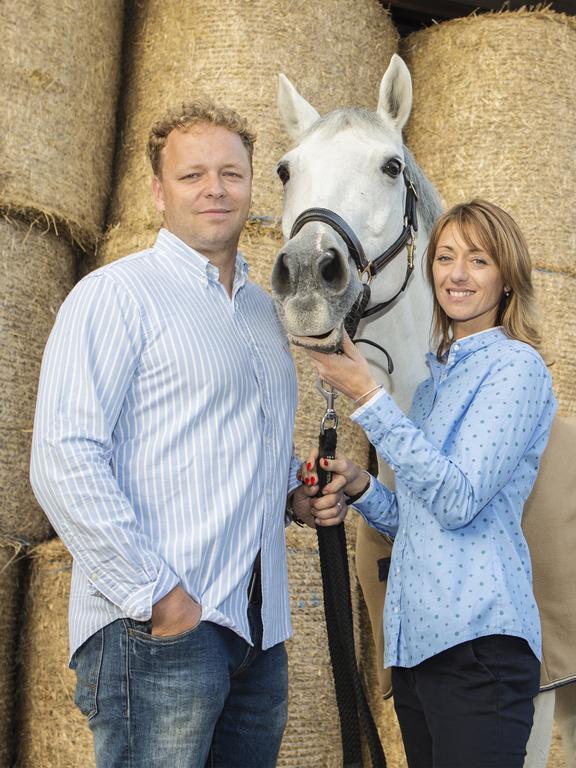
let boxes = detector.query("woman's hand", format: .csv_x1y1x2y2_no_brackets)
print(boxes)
289,448,345,527
299,448,371,520
307,332,379,405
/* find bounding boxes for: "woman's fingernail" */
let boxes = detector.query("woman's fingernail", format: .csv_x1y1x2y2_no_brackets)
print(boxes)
323,459,329,467
307,462,312,471
311,476,316,485
296,471,301,481
305,478,310,486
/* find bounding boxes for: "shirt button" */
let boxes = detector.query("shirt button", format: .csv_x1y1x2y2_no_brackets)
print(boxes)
394,607,399,613
453,343,460,351
395,567,400,575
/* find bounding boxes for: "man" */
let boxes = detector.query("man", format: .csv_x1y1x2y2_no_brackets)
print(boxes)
31,101,342,768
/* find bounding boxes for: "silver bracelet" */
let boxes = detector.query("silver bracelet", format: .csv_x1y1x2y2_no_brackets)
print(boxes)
354,383,383,405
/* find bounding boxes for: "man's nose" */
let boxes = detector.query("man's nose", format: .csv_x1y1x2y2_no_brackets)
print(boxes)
205,174,225,197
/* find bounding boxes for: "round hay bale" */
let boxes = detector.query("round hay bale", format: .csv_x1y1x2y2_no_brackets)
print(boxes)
0,0,124,248
99,0,398,265
0,540,24,768
402,9,576,277
19,539,95,768
0,217,76,543
533,269,576,417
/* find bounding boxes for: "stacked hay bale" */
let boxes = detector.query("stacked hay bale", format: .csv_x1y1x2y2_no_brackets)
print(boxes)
1,1,124,764
19,540,95,768
98,1,398,763
0,542,24,768
402,8,576,415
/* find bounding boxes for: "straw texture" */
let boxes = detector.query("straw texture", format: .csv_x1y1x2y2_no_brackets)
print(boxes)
1,0,124,248
0,541,24,768
0,218,75,543
533,269,576,417
99,0,398,264
19,539,95,768
402,9,576,277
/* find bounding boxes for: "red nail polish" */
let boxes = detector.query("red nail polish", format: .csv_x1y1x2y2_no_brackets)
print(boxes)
311,476,316,485
307,462,312,471
323,459,329,467
296,471,301,481
305,478,310,486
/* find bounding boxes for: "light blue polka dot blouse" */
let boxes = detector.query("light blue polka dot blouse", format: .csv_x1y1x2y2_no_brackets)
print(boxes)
351,327,556,668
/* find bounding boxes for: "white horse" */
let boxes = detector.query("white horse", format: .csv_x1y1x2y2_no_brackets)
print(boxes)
271,53,561,768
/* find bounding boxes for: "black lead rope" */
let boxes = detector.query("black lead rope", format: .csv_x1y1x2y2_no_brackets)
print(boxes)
316,429,387,768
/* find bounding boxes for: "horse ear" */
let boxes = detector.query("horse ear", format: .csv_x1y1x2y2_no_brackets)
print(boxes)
277,73,321,141
377,54,413,132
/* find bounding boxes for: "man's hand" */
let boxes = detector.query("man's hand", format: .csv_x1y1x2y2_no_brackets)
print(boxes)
151,585,202,637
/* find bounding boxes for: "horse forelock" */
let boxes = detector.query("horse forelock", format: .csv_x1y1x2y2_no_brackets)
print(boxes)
299,108,443,233
302,107,388,143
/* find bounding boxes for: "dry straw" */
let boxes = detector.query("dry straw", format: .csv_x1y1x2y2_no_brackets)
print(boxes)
0,540,24,768
533,268,576,417
19,539,95,768
402,9,576,277
98,0,398,264
0,0,124,249
0,218,75,543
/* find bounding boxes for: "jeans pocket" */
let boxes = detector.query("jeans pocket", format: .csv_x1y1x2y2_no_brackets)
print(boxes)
127,618,203,645
469,635,500,683
72,628,104,721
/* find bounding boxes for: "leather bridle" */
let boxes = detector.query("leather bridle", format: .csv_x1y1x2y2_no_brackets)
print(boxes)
289,170,419,319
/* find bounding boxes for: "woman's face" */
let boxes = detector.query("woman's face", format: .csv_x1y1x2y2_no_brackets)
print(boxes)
432,221,506,340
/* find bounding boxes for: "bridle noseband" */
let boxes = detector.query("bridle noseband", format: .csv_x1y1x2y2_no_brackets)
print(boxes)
288,170,419,319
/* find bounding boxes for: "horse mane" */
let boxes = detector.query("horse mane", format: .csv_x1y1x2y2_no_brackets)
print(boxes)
304,108,444,232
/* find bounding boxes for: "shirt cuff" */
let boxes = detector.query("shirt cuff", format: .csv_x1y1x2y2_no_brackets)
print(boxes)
124,564,181,621
351,386,404,445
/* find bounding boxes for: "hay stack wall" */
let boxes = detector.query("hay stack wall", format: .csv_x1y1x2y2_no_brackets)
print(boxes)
19,539,95,768
402,9,576,415
0,542,24,768
0,219,76,543
97,1,399,763
1,0,124,249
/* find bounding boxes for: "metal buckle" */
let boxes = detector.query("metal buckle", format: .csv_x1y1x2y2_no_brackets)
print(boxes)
359,261,374,284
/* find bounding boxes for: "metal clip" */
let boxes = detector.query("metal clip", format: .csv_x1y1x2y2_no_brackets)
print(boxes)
316,378,339,433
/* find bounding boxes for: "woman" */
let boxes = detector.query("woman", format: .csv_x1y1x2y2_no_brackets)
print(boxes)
301,200,556,768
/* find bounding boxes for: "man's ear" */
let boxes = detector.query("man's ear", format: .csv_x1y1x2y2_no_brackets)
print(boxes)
152,175,165,213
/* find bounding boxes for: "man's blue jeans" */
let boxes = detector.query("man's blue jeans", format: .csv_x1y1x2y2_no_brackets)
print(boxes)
71,602,288,767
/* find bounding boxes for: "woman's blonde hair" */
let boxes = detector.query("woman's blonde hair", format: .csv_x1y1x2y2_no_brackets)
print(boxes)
426,199,542,359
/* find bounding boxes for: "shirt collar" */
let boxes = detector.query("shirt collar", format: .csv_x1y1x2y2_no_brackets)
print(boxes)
154,228,249,288
427,327,507,381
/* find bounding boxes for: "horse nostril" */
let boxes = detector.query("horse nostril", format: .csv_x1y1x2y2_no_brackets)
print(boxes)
319,249,347,292
271,252,292,297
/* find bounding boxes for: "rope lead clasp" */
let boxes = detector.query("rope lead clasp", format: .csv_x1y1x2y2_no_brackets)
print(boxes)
316,378,339,433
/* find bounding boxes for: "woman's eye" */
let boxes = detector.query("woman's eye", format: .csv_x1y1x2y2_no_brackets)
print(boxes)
381,159,402,178
276,162,290,185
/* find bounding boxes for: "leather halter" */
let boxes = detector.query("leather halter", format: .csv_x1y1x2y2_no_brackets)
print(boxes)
289,170,419,319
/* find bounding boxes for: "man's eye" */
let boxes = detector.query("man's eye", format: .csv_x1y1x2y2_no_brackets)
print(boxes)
276,162,290,185
381,158,402,178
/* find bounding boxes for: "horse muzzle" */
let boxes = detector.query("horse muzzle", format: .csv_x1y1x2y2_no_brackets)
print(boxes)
271,227,362,351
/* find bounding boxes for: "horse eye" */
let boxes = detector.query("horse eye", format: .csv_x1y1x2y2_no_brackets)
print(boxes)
276,162,290,185
382,159,402,178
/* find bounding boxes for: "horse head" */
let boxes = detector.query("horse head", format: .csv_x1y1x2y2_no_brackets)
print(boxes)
272,55,440,376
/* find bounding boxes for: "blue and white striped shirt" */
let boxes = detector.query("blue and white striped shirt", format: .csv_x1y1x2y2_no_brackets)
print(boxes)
351,328,556,668
31,229,299,658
